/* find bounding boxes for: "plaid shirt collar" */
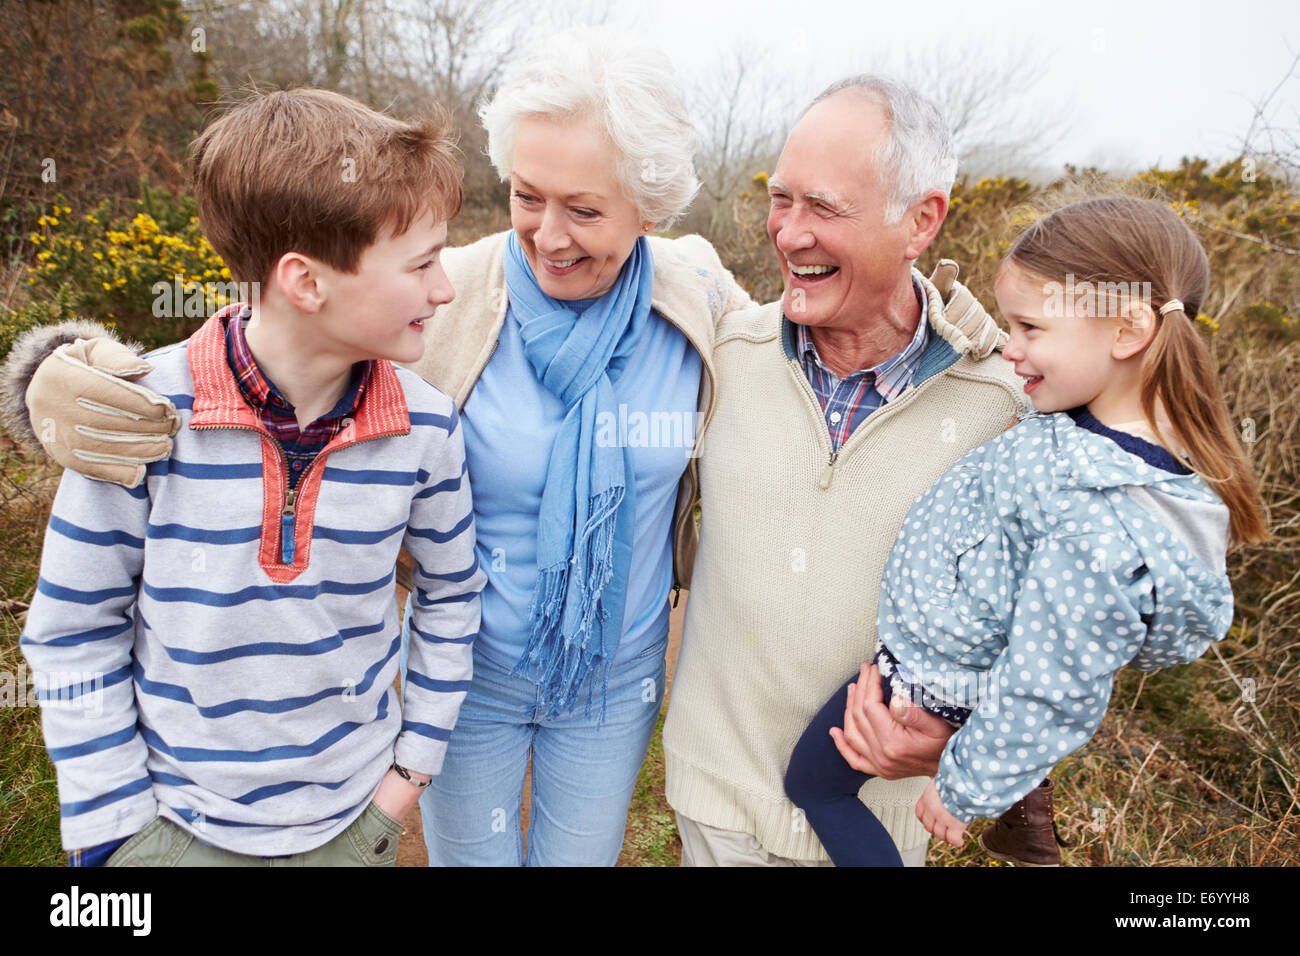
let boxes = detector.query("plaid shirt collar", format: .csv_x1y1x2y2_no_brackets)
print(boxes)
794,277,930,400
223,303,372,424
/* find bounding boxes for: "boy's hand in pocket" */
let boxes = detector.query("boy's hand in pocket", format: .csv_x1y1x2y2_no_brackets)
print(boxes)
372,766,431,823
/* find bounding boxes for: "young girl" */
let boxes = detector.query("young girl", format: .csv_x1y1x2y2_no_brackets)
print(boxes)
784,197,1269,867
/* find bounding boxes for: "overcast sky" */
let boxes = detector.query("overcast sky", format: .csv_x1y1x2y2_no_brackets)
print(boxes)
542,0,1299,176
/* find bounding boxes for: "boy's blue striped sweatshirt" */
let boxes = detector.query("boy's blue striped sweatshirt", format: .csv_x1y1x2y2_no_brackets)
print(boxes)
21,313,486,856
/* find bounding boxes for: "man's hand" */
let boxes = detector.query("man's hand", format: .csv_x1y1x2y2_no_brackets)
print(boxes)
828,663,957,778
916,780,967,848
371,766,430,824
27,337,178,486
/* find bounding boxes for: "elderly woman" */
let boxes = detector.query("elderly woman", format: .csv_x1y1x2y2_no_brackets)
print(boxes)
6,29,752,866
393,32,752,866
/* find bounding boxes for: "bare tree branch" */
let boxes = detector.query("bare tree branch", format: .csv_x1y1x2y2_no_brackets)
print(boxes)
690,49,792,235
891,37,1068,177
1242,47,1300,184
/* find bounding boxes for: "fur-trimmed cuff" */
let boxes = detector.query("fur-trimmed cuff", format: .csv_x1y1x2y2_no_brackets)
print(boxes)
0,319,125,447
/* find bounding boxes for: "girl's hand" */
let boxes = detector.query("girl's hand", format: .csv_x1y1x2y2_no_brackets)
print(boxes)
916,780,967,848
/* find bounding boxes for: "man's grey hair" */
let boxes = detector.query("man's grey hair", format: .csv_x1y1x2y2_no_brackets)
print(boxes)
480,27,701,227
806,74,958,224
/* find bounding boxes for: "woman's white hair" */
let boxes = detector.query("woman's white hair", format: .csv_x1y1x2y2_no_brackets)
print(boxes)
808,74,958,224
480,27,701,227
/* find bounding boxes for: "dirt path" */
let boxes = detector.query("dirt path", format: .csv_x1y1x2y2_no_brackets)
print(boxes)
394,593,686,867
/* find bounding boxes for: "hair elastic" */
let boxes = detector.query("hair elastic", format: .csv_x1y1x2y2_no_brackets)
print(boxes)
1158,299,1184,316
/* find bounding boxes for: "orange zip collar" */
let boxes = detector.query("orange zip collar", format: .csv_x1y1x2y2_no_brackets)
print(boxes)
186,311,412,582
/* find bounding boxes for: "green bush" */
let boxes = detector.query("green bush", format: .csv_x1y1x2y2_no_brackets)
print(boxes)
7,183,233,359
1233,301,1299,343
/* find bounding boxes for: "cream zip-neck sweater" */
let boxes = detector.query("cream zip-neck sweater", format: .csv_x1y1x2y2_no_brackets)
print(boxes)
663,272,1029,860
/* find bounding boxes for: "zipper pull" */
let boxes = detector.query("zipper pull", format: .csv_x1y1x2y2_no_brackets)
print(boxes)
819,450,838,490
281,487,298,564
672,584,681,608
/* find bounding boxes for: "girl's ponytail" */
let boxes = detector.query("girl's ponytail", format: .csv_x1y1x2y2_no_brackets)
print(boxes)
1140,301,1269,545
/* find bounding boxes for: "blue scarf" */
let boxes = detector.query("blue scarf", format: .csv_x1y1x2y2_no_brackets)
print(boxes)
504,231,652,719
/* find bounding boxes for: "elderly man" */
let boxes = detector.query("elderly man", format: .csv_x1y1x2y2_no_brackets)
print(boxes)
662,75,1028,866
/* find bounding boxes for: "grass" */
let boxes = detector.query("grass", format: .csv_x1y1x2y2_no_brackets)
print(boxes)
0,442,63,866
616,711,679,867
928,660,1300,867
608,660,1300,868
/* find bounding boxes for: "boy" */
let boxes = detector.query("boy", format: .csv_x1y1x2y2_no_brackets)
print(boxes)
20,89,485,866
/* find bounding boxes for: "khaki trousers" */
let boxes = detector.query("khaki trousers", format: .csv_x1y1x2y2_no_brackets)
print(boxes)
105,802,403,867
676,812,927,867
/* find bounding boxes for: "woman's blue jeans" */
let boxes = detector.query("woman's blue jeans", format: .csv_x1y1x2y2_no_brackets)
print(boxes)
399,600,666,866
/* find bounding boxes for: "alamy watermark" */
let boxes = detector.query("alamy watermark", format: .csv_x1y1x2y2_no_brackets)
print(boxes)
152,275,260,317
595,404,705,458
1,663,105,717
886,662,1006,719
50,886,151,936
1042,274,1153,321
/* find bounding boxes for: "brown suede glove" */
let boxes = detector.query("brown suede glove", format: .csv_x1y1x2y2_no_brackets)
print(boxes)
26,337,179,487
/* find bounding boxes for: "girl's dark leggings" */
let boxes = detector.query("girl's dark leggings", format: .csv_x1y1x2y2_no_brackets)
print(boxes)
783,673,904,867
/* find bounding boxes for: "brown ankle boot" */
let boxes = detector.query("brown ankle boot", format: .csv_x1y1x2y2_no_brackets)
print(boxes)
979,778,1071,866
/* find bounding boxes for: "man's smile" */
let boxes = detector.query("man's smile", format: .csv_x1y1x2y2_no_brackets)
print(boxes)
786,259,840,283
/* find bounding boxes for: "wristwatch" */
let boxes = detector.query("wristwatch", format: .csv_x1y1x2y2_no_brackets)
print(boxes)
391,762,430,788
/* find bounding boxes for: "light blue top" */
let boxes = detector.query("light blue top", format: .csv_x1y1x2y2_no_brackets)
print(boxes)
462,303,701,672
878,408,1234,822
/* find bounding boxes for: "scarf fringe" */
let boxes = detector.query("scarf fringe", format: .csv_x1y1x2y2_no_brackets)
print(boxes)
516,486,623,722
